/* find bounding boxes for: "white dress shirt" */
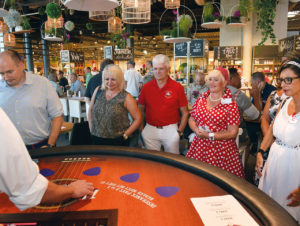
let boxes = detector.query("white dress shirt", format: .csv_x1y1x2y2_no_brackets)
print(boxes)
0,108,48,210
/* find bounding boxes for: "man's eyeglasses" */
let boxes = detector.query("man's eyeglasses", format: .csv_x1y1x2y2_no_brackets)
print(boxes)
277,77,300,85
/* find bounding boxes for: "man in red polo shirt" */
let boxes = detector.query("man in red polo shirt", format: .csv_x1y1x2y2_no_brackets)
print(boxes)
138,54,189,154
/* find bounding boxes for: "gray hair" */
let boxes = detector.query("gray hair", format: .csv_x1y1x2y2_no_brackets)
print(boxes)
152,54,170,68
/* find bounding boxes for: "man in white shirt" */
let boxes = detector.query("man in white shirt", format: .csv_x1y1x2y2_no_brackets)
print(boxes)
0,108,94,211
124,60,143,98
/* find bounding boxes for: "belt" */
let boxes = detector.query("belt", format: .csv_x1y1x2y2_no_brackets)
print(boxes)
26,138,48,150
275,138,300,150
148,123,175,129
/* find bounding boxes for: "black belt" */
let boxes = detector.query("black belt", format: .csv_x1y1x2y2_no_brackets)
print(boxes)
26,138,48,150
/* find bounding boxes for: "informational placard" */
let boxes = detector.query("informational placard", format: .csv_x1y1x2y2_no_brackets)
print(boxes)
60,50,70,63
113,48,133,61
279,36,296,56
69,51,84,63
214,46,242,59
104,46,113,59
190,39,204,57
174,42,188,57
191,195,259,226
174,39,204,57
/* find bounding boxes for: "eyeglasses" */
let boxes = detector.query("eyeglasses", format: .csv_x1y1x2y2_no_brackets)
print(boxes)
277,77,300,85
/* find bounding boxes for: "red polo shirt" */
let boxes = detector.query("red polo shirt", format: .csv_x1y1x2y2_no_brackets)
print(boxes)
138,77,188,126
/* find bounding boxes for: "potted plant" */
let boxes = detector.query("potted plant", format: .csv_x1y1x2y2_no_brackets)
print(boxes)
111,30,130,49
45,2,61,19
21,17,31,31
159,6,196,43
3,8,22,32
254,0,279,46
238,0,252,22
226,10,247,27
201,2,223,29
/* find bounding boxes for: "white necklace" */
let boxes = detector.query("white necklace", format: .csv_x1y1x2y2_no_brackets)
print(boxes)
209,94,222,102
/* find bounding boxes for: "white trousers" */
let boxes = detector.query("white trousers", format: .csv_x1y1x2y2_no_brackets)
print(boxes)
141,123,180,154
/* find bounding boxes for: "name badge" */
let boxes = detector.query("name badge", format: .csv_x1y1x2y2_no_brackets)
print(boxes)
221,98,232,105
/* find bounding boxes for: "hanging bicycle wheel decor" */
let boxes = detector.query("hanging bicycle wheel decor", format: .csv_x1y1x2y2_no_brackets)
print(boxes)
159,5,197,44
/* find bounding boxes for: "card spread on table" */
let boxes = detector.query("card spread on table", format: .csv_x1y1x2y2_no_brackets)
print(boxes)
191,195,259,226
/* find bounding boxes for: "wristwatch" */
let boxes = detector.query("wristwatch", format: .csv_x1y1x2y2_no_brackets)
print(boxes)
258,148,265,155
208,133,215,141
46,144,55,148
177,130,183,136
123,133,128,140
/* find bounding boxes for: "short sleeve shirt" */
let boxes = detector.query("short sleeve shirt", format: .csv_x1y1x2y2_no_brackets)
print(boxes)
138,77,188,126
0,72,63,144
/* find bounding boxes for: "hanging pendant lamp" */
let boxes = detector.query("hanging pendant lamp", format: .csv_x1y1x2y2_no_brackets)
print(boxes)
4,33,16,47
165,0,180,9
108,16,122,33
122,0,151,24
89,9,114,21
0,20,7,32
62,0,119,11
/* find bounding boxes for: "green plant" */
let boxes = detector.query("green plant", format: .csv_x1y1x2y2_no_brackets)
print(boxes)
178,14,193,37
46,3,61,19
21,17,31,30
203,3,213,18
238,0,252,19
86,22,93,31
226,16,241,24
110,30,129,49
38,7,45,16
254,0,279,46
204,14,215,23
203,3,223,23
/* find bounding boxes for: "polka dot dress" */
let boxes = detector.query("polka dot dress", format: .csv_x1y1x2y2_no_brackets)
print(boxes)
186,88,245,178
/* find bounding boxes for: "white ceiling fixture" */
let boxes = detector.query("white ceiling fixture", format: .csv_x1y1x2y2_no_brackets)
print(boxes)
0,0,8,17
61,0,119,11
288,11,300,18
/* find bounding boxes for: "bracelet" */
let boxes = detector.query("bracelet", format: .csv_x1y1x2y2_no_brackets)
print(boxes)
123,133,128,140
46,144,55,148
258,148,265,155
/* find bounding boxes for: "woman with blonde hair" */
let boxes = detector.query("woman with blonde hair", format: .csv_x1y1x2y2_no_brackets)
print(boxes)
186,70,244,178
88,64,142,146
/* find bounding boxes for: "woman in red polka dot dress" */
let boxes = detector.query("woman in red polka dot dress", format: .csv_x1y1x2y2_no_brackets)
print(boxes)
186,70,245,178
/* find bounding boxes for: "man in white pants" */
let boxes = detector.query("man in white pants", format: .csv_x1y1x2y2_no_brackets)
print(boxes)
138,54,189,154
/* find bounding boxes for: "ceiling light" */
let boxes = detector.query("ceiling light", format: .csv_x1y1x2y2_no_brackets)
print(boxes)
288,11,300,18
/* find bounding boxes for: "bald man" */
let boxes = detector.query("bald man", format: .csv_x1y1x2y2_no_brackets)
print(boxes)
0,50,63,150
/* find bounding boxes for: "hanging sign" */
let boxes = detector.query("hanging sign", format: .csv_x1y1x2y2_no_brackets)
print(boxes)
104,46,113,59
214,46,242,59
60,50,70,63
279,36,295,56
175,42,188,57
190,39,204,57
175,39,204,57
69,51,84,63
113,48,134,61
60,50,84,63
